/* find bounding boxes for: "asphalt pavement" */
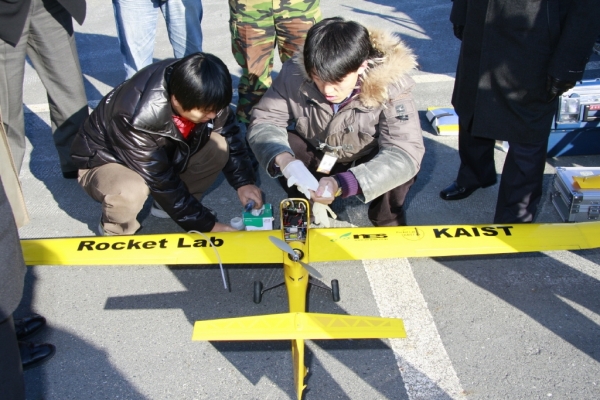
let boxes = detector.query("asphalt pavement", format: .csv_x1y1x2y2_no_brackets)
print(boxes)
16,0,600,399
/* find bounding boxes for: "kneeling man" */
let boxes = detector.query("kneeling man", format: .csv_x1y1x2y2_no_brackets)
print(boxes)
72,53,262,235
248,17,424,226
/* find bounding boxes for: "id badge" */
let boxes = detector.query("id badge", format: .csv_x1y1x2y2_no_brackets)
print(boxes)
316,152,338,174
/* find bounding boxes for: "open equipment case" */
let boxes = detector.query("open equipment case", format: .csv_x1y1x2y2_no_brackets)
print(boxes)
547,78,600,157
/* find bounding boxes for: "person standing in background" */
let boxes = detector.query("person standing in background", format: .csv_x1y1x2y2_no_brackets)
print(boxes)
440,0,600,223
0,0,89,179
1,108,56,400
229,0,321,126
113,0,204,79
0,161,28,400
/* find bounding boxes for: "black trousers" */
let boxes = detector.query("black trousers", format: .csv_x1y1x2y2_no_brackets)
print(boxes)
0,315,25,400
278,132,415,226
456,121,548,223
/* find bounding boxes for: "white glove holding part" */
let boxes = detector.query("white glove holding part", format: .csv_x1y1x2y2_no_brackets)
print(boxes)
281,159,337,227
282,160,319,199
312,202,337,227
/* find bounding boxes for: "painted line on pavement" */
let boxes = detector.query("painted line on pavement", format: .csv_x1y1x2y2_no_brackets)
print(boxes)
363,258,466,399
411,73,455,83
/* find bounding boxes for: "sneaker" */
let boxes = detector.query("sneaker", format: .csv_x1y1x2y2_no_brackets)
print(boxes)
98,220,142,236
98,221,112,236
150,201,170,218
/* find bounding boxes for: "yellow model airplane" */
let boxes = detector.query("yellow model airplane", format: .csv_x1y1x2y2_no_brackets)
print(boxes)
20,198,600,399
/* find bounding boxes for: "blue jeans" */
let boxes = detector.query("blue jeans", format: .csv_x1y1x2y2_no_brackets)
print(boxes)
112,0,203,79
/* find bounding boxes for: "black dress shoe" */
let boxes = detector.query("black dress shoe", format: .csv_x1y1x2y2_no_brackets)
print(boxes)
14,314,46,340
440,181,478,201
19,341,56,370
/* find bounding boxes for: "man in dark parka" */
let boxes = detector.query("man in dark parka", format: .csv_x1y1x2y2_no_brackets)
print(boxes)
440,0,600,223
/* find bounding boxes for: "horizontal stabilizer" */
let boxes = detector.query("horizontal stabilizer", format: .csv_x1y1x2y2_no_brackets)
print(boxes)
192,312,405,341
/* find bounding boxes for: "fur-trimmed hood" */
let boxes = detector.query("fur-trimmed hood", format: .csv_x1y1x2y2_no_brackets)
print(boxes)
296,28,418,108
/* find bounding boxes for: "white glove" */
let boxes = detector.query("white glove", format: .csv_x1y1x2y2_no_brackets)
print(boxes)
282,160,319,199
312,202,337,228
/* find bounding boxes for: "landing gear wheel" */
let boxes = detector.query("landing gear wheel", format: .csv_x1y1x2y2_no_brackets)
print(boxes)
253,281,263,304
331,279,340,302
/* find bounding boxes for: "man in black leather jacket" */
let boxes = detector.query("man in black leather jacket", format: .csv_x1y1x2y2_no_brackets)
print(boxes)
71,53,263,235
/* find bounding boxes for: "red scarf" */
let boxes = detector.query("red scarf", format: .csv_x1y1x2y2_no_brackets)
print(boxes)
172,115,196,139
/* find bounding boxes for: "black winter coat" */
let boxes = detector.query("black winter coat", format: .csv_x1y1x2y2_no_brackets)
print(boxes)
451,0,600,143
71,59,256,232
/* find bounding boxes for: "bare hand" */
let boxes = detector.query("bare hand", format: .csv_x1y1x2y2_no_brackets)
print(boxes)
236,184,263,209
312,176,338,205
210,222,238,232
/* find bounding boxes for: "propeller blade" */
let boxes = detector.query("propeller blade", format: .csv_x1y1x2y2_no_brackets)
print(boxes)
269,236,321,277
269,236,297,259
299,260,322,278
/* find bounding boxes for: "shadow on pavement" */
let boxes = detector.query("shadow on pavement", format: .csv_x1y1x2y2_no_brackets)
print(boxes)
101,263,450,399
435,252,600,361
16,268,147,400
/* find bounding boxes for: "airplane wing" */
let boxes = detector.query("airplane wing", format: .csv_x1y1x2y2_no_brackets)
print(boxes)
307,221,600,262
20,221,600,266
21,230,284,266
192,312,406,341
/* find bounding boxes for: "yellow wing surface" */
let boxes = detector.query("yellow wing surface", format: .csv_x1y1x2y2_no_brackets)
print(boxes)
20,221,600,266
307,221,600,262
21,231,283,266
192,312,406,341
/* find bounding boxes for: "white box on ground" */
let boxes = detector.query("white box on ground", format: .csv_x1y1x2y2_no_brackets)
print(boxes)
243,203,274,230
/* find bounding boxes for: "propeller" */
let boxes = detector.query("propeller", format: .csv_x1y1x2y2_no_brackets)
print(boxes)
268,236,322,278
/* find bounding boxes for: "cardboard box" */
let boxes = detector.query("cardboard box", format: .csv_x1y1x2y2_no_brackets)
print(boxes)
426,107,459,135
243,203,274,231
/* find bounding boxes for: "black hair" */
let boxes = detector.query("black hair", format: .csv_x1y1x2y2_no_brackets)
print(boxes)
169,52,232,112
304,17,381,83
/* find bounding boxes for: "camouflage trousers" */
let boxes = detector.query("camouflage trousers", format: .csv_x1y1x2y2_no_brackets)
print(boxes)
229,0,321,124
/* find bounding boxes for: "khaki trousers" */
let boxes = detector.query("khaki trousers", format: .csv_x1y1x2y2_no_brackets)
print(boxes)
78,133,229,235
0,0,88,174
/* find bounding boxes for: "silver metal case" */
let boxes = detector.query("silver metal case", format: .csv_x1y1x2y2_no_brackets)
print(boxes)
551,167,600,222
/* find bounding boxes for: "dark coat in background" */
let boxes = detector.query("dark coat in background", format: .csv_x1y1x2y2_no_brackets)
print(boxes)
0,0,86,45
451,0,600,143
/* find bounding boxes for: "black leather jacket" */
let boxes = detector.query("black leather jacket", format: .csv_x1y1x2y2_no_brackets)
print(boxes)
71,59,255,232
